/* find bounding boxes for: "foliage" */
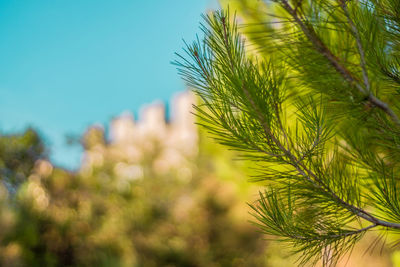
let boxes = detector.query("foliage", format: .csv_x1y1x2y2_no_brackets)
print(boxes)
0,127,270,267
0,129,46,191
175,1,400,265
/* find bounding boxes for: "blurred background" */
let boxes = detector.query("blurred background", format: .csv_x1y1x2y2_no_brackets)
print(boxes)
0,0,398,266
0,0,218,169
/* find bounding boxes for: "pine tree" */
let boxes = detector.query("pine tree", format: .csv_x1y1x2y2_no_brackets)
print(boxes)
175,1,400,265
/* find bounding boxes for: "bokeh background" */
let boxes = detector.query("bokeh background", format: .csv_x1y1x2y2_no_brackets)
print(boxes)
0,0,217,169
0,0,399,266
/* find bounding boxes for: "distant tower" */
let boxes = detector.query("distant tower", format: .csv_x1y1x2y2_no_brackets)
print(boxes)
110,112,136,144
137,101,166,140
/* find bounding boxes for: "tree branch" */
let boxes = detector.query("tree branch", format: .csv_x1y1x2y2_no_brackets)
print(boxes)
241,73,400,230
213,7,400,230
278,0,400,125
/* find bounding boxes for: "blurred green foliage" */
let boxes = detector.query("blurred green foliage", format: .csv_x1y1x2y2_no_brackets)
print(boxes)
0,127,273,267
0,129,46,190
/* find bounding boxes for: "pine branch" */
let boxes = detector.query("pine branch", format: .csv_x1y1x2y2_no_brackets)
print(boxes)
175,7,400,265
230,31,400,229
247,81,400,229
277,0,400,125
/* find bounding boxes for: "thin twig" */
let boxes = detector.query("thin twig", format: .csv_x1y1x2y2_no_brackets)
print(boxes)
290,223,377,241
339,0,370,92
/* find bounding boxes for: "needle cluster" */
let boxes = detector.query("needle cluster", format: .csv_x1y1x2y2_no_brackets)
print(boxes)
174,1,400,265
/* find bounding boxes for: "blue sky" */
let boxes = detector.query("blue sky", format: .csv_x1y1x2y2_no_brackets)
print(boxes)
0,0,218,169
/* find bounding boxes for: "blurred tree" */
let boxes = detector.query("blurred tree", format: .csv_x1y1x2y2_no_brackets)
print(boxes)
0,129,47,192
176,2,400,266
0,126,272,267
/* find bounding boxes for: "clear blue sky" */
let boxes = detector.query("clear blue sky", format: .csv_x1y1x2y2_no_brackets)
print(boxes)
0,0,218,169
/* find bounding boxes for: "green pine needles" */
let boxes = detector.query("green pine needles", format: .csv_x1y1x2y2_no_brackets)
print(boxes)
175,0,400,266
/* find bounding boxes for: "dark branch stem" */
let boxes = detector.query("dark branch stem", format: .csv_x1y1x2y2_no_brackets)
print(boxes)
241,67,400,229
278,0,400,125
200,8,400,234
